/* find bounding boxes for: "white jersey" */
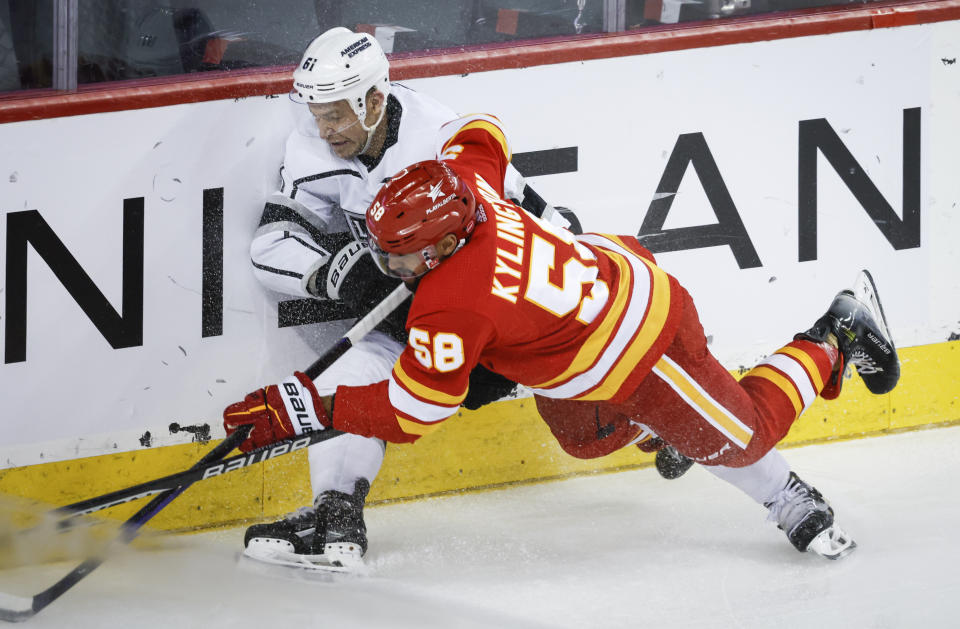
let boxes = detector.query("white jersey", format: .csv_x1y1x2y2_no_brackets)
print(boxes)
251,85,459,298
249,86,456,499
250,84,546,300
247,85,570,507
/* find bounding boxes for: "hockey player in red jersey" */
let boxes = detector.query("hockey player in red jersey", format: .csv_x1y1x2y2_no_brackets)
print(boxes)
225,114,900,561
241,28,580,571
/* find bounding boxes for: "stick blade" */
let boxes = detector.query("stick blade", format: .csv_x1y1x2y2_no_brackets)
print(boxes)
0,495,117,571
0,591,35,623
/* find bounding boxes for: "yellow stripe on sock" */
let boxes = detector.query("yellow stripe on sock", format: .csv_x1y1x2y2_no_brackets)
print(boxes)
397,416,444,437
777,345,824,392
744,365,803,416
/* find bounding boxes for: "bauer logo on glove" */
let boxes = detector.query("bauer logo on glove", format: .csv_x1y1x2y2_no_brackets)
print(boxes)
223,372,332,452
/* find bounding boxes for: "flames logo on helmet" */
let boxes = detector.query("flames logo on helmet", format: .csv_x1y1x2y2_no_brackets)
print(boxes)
365,160,480,278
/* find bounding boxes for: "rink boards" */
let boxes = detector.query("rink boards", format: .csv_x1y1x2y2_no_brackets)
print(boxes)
0,341,956,531
1,5,959,530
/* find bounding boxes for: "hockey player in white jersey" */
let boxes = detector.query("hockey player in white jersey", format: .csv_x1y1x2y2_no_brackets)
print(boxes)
244,27,577,571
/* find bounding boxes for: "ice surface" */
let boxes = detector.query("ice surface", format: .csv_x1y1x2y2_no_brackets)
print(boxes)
2,426,959,628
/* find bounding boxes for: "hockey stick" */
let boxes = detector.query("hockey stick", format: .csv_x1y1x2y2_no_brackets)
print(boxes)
0,425,250,623
302,282,411,379
0,282,412,621
49,426,345,521
50,282,412,523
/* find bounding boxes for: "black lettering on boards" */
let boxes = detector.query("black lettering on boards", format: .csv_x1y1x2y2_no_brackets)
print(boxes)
638,133,762,269
202,187,224,338
4,199,144,363
798,108,921,261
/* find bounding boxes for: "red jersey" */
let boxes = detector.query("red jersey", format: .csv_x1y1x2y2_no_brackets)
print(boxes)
333,115,684,443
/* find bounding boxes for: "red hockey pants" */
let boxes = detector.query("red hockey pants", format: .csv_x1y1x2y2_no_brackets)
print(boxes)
535,288,837,467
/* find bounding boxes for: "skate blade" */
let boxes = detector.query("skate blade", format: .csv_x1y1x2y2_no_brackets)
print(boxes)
850,270,894,345
849,270,901,394
237,554,346,583
320,542,365,570
242,544,365,574
0,591,33,619
806,524,857,560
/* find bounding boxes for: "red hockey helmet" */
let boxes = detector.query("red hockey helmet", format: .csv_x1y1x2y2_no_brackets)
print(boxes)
366,160,479,278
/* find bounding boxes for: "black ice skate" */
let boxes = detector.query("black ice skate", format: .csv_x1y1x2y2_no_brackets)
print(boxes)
242,479,370,572
314,478,369,569
637,435,695,481
655,445,694,480
243,504,317,557
795,269,899,399
764,472,856,560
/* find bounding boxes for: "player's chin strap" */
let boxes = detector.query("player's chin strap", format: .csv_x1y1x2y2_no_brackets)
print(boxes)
451,237,469,258
358,101,388,155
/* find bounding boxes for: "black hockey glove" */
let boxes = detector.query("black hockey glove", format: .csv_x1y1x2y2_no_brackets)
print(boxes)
462,365,518,411
327,242,409,342
554,206,583,235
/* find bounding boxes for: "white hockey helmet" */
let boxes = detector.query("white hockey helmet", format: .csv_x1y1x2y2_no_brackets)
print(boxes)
291,27,391,124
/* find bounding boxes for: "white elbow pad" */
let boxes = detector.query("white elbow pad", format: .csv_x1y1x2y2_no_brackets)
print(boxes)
251,194,333,297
